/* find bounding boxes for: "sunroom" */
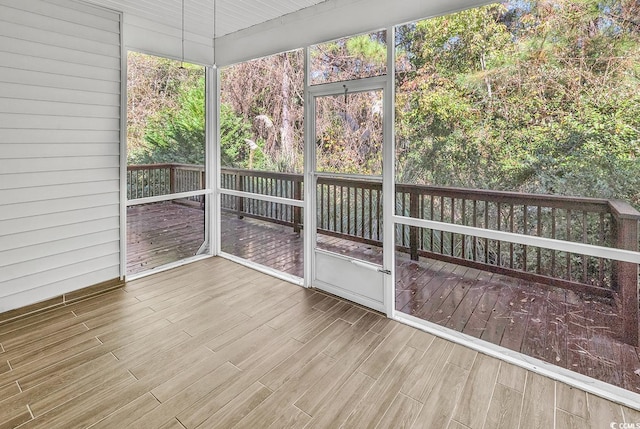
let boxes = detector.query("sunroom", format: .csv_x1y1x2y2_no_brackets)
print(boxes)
1,0,639,427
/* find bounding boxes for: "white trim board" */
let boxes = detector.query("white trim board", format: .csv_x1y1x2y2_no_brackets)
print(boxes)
395,215,640,264
219,252,304,287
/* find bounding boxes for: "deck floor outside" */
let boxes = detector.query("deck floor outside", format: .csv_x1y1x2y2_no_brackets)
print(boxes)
1,257,639,428
127,202,205,275
127,203,640,394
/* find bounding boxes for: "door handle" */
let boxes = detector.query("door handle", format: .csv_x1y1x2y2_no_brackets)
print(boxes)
349,259,391,275
350,259,379,271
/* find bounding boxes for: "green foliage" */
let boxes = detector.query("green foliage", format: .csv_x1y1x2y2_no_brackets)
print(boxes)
219,103,265,169
396,0,640,208
129,74,206,165
346,34,386,65
129,67,257,169
310,31,387,83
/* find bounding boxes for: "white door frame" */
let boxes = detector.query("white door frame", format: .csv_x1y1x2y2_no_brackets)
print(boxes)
303,74,394,316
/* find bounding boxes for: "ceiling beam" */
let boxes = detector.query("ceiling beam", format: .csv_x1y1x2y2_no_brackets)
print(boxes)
214,0,492,66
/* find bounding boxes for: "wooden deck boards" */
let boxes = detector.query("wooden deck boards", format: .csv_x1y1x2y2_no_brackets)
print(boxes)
127,203,640,394
395,257,640,393
127,202,205,275
1,257,638,428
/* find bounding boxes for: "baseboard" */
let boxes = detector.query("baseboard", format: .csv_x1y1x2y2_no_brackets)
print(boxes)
0,278,125,324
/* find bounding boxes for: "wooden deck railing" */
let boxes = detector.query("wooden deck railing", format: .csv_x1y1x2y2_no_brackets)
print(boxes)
220,168,303,232
129,163,640,345
127,163,205,202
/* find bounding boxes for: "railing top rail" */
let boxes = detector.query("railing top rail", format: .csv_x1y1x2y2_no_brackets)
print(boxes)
395,183,616,214
174,164,205,171
609,200,640,220
221,167,303,181
127,163,173,171
127,163,205,171
317,175,382,189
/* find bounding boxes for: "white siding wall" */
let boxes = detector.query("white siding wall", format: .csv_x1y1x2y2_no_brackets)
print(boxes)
0,0,122,312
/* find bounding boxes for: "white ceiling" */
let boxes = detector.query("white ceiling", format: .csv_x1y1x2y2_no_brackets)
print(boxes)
83,0,488,66
86,0,328,39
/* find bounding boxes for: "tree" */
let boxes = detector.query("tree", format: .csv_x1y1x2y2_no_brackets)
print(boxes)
221,51,305,172
220,32,388,174
128,60,256,169
128,73,206,165
395,0,640,208
127,53,203,155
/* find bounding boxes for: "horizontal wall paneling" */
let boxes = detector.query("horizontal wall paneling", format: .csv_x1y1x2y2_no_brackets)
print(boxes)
0,0,122,312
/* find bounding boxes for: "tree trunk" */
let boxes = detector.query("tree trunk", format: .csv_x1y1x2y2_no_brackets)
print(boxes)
280,55,295,169
480,52,492,99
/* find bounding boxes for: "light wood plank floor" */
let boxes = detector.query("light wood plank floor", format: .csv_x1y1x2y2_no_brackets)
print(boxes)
1,257,638,429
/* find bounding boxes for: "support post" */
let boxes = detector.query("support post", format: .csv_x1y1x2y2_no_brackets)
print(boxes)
409,190,419,261
169,165,176,194
200,170,206,209
236,172,244,219
293,179,302,233
610,200,639,346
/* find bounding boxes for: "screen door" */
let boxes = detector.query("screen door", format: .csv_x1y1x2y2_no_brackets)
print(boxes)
309,80,389,312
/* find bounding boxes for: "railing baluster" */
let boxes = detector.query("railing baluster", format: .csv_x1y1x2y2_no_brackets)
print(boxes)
360,187,365,239
537,206,542,274
551,207,557,276
582,211,588,283
333,184,337,233
377,188,382,240
450,197,455,257
566,209,572,281
472,199,477,261
347,186,351,235
252,176,256,215
409,190,419,260
417,193,422,251
461,199,467,260
440,196,445,255
340,185,344,234
320,183,325,231
269,178,273,219
140,169,144,198
523,205,528,271
401,191,407,248
430,195,435,253
598,212,604,286
484,201,489,264
419,194,424,253
510,204,514,268
277,179,282,221
368,188,372,240
497,202,502,266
